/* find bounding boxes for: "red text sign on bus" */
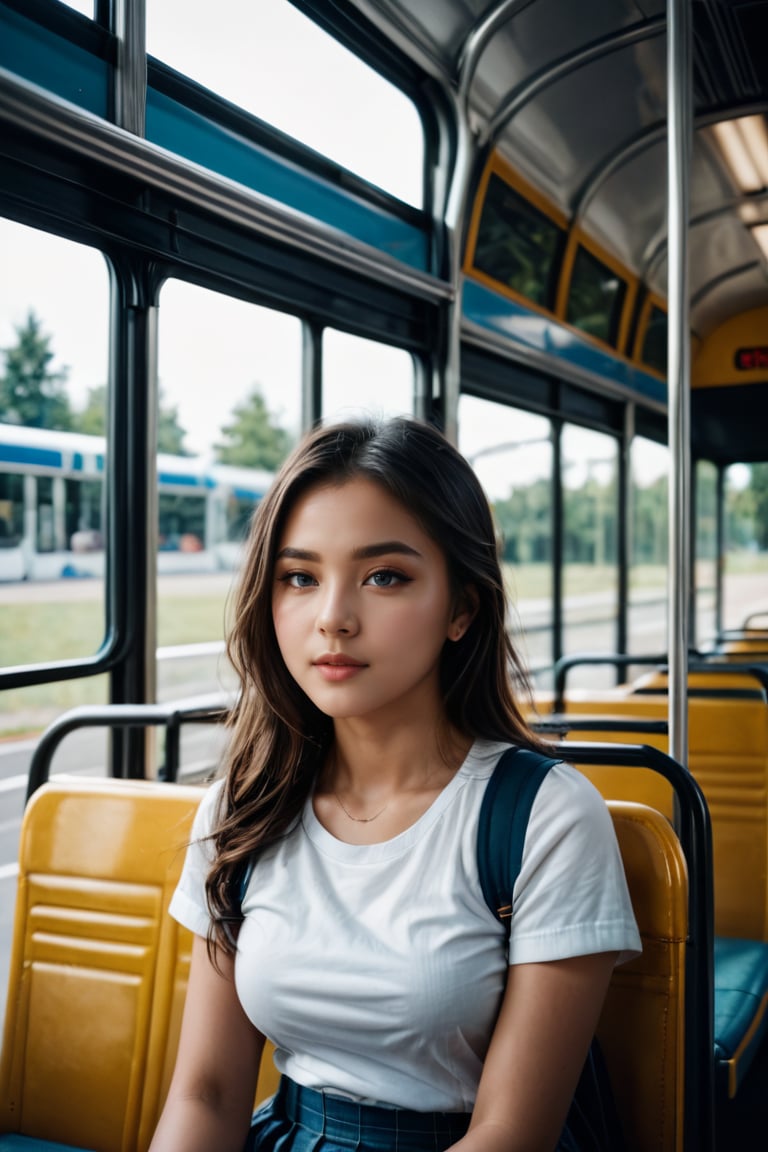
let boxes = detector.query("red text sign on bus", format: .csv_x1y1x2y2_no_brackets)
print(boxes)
735,346,768,370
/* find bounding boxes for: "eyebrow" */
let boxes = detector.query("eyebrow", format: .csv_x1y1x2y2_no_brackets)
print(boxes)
276,541,422,562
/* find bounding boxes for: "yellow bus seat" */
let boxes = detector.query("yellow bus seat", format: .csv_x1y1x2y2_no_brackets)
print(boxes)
538,696,768,1102
599,800,689,1151
538,685,768,943
0,779,279,1152
1,785,693,1152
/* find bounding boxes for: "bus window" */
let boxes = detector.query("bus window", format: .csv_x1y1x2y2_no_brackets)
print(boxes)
58,1,94,15
628,436,668,660
146,0,423,206
322,331,415,424
0,474,22,546
695,459,717,646
471,174,563,309
457,395,553,682
155,279,300,704
565,245,627,347
722,462,768,631
640,304,667,375
0,217,109,673
562,425,619,684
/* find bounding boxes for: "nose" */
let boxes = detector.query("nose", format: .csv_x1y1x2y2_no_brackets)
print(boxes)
316,582,359,636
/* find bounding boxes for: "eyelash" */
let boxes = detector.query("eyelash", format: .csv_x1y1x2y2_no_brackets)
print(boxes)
365,568,409,588
277,567,410,589
279,571,317,588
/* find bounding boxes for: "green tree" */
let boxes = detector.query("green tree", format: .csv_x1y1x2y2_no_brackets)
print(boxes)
157,392,189,456
215,387,293,470
493,479,552,564
748,463,768,550
0,311,72,429
76,383,108,437
74,383,191,455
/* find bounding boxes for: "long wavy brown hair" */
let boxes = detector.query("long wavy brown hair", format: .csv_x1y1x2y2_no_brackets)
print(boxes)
205,416,547,955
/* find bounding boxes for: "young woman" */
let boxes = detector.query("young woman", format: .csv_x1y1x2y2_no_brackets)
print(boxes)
150,417,640,1152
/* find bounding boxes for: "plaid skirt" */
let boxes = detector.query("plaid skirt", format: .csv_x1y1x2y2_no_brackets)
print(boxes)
245,1078,471,1152
245,1077,582,1152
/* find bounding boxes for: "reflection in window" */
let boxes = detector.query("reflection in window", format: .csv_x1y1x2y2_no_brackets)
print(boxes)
723,462,768,632
146,0,423,204
695,459,717,646
155,280,301,700
0,218,108,673
322,331,414,424
641,305,667,375
562,426,619,682
566,246,626,347
472,174,563,308
458,394,553,678
628,436,668,658
58,1,94,15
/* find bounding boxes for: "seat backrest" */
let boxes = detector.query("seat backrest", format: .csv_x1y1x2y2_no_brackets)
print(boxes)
601,801,689,1152
0,778,284,1152
0,779,204,1152
544,683,768,942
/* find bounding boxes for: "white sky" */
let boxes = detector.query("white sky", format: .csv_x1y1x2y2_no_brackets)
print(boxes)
1,0,698,498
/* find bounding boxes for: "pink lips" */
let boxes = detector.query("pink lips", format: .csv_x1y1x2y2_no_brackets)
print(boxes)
314,654,367,682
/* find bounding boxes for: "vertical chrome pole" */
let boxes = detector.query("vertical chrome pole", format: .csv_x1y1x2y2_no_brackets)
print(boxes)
113,0,146,136
667,0,692,765
442,0,534,443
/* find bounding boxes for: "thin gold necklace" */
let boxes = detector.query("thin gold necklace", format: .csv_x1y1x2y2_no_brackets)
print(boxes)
333,790,389,823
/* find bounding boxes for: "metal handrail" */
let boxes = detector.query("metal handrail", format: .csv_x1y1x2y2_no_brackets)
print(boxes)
553,740,714,1152
25,694,232,802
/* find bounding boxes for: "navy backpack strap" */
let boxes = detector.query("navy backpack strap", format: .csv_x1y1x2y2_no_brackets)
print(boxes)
477,746,561,926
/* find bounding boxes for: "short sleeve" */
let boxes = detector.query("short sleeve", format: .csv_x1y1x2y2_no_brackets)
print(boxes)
168,779,224,938
508,763,642,966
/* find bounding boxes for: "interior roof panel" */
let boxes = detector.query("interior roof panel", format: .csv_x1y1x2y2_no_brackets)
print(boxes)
691,267,768,340
492,44,667,211
353,0,768,335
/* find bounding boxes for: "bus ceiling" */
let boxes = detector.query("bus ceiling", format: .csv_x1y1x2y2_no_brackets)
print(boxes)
346,0,768,347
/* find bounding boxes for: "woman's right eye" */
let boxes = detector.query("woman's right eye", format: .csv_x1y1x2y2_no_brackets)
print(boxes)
281,571,316,588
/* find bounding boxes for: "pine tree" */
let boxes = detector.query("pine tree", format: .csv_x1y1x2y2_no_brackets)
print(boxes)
0,311,72,429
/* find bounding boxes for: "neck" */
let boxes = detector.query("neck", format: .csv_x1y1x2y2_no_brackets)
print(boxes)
324,720,471,794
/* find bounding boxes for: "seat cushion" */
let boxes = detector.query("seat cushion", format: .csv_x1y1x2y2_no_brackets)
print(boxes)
0,1138,94,1151
714,935,768,1097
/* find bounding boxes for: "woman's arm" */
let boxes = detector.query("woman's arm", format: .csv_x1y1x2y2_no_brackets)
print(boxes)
459,951,618,1152
149,933,265,1152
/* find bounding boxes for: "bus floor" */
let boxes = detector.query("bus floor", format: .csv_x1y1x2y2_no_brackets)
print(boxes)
715,1035,768,1149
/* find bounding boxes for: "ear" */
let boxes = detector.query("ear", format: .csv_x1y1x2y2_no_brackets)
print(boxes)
447,585,479,642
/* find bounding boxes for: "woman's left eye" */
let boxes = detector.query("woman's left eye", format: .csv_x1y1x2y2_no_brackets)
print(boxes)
282,571,316,588
365,569,406,588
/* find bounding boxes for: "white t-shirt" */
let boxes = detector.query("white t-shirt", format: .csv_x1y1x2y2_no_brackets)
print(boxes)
170,739,641,1111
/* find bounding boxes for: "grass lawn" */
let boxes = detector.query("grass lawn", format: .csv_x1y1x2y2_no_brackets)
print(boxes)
1,552,765,735
0,589,231,735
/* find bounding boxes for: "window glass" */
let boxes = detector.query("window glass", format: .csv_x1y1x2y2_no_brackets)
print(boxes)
723,462,768,632
695,459,717,648
566,246,627,346
58,1,94,15
0,218,109,686
322,331,414,423
458,395,553,681
146,0,423,205
472,174,563,308
641,305,667,375
628,436,668,662
155,280,301,703
562,425,619,686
